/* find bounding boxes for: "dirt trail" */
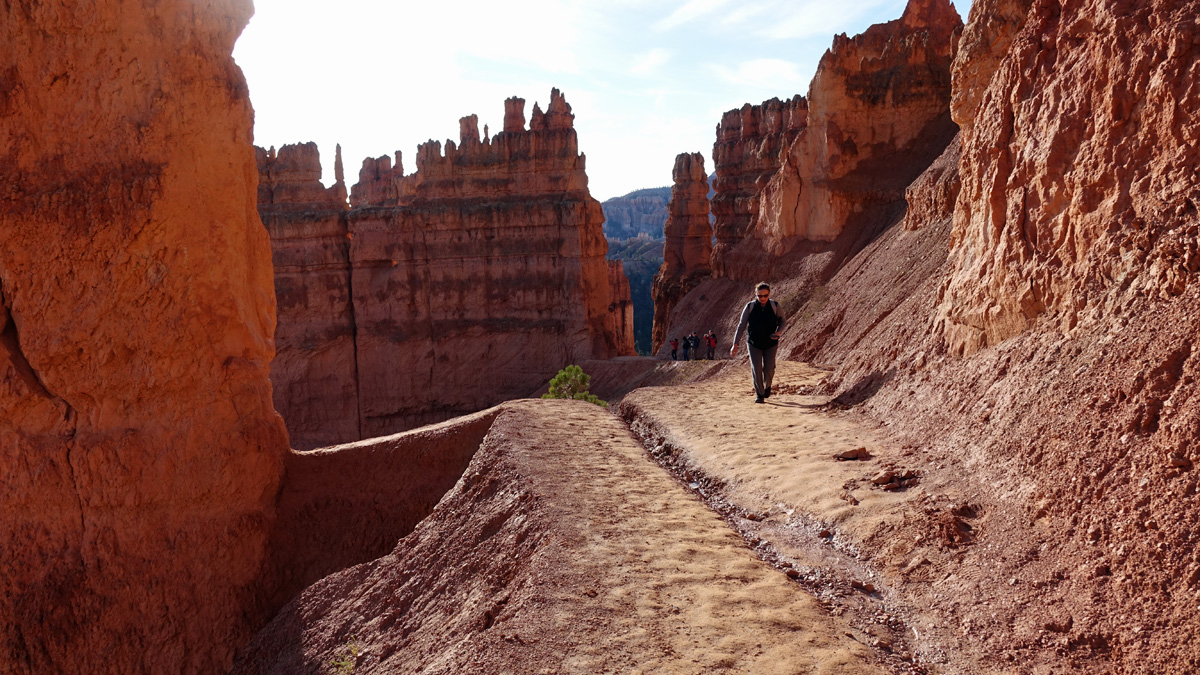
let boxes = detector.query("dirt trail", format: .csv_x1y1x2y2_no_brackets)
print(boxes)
619,361,1052,674
236,399,887,674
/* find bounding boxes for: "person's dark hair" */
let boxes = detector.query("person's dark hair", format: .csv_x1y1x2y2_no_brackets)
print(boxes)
755,282,770,292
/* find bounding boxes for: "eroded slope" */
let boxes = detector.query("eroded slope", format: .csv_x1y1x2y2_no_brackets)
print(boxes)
236,400,885,674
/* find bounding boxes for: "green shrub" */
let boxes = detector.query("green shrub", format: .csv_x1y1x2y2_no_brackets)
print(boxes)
542,365,608,408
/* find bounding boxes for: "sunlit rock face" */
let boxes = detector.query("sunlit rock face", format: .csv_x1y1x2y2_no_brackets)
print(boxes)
0,0,288,672
752,0,962,253
938,0,1200,355
710,95,807,278
652,152,713,352
262,90,633,442
257,143,357,450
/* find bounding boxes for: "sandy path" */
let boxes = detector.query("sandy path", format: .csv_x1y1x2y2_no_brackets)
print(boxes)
236,398,886,674
619,362,965,671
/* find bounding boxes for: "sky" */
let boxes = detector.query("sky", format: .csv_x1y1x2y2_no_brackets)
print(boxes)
234,0,969,202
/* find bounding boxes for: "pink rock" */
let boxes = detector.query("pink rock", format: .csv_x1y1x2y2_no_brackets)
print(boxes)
1,1,288,671
652,152,714,351
257,143,357,450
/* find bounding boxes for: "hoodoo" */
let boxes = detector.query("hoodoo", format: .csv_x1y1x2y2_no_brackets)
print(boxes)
1,0,288,672
262,90,634,446
651,152,713,352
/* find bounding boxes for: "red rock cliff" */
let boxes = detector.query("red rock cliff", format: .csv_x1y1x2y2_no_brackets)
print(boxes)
710,96,807,277
748,0,962,264
0,1,288,673
651,152,713,351
938,0,1200,355
304,90,635,439
257,143,357,450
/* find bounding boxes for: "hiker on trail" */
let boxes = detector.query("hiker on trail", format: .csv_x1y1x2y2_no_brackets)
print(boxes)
731,282,785,404
706,331,717,360
670,337,679,360
692,333,702,359
681,334,691,361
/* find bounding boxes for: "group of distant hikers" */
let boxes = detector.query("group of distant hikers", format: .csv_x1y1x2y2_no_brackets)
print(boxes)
668,331,718,361
668,282,784,405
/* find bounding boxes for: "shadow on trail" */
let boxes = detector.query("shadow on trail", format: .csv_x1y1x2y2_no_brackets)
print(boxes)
822,368,896,410
767,401,826,409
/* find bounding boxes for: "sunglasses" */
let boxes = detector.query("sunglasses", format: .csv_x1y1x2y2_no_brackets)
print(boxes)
756,293,769,298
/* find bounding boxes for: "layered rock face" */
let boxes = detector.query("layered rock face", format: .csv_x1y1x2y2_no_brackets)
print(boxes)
938,0,1200,354
710,96,807,277
268,90,633,440
257,143,357,450
747,0,961,264
1,1,287,673
651,153,713,351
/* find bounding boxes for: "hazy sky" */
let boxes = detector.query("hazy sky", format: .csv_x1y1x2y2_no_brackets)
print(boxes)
234,0,968,201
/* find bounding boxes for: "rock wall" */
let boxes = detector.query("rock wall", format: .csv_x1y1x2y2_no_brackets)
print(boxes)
710,96,807,277
756,0,1200,670
257,143,357,450
0,1,288,673
938,0,1200,355
651,152,713,352
264,90,633,442
748,0,961,264
655,0,961,350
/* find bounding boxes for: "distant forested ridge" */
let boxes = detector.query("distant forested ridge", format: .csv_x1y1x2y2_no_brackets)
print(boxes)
601,187,670,240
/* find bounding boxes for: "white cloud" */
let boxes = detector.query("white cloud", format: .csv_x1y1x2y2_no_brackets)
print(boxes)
653,0,732,31
710,58,808,92
630,48,672,76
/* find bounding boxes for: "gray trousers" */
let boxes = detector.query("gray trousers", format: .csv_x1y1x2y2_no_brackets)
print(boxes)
748,343,778,397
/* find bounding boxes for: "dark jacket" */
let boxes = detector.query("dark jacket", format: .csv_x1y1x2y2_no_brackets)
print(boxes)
733,299,784,349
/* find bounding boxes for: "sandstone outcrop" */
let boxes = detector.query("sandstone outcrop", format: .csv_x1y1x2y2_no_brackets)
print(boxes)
747,0,961,263
651,152,713,351
938,0,1200,354
710,96,807,277
264,91,634,443
654,0,961,351
1,1,287,673
257,143,356,450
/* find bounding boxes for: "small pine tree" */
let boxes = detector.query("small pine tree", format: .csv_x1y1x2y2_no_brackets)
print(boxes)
542,365,608,408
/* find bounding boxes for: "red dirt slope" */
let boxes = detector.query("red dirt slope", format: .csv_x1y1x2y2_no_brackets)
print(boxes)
235,400,888,674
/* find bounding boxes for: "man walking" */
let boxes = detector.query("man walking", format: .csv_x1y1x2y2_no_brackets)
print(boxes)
731,282,784,403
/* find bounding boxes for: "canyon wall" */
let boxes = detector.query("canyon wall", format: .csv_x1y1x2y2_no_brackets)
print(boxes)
651,152,713,352
710,96,807,277
0,1,288,673
938,0,1200,355
654,0,961,352
747,0,962,265
756,0,1200,670
265,91,634,445
257,143,358,449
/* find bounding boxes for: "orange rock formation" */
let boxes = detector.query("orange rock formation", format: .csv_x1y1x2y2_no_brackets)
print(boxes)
756,0,961,251
654,0,962,354
257,143,357,449
1,1,288,672
710,96,807,277
263,91,634,445
938,0,1200,355
651,152,713,352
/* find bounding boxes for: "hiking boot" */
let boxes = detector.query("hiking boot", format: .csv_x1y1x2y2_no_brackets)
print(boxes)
764,387,771,399
755,396,765,404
